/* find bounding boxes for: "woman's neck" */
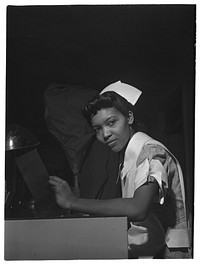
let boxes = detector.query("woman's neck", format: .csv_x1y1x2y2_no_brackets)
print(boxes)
119,127,135,164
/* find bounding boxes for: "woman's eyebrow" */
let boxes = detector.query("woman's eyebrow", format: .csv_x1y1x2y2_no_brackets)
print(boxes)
92,125,100,129
92,115,117,128
105,115,117,122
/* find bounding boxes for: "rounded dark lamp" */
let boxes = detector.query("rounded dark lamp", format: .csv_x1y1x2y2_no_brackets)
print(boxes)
5,124,40,151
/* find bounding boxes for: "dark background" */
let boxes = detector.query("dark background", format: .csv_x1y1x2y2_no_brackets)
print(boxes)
6,5,195,210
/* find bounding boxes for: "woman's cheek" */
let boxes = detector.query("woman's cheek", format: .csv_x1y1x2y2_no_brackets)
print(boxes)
96,133,103,143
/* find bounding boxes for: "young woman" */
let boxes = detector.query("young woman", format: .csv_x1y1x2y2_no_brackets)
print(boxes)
49,80,189,258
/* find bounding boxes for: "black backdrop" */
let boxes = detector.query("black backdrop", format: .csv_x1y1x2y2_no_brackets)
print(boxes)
6,5,195,140
6,5,195,209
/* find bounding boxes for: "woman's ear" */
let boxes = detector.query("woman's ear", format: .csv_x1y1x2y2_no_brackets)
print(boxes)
127,111,134,125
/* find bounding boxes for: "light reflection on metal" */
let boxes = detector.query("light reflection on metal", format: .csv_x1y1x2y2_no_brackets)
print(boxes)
9,139,14,149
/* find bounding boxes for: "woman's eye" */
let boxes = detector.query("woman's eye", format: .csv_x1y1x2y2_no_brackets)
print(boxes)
108,120,116,126
94,127,101,134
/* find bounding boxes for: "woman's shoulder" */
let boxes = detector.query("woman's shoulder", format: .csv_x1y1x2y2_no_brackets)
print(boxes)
137,143,169,166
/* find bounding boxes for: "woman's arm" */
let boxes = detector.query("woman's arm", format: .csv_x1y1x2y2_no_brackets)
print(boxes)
48,176,158,222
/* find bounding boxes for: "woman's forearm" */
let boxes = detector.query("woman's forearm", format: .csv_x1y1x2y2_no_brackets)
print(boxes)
70,197,143,221
49,176,158,221
70,181,158,221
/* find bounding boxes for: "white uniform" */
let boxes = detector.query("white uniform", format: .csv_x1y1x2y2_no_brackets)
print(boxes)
120,132,189,258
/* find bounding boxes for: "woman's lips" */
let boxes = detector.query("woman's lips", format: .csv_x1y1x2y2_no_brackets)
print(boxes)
107,140,117,147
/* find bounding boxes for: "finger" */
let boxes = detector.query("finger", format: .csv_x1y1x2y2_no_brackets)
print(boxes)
48,183,58,192
48,178,67,189
49,176,66,184
48,179,60,186
48,182,61,192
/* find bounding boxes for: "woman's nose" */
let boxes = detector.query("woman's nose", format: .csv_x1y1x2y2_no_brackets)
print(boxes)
102,128,111,141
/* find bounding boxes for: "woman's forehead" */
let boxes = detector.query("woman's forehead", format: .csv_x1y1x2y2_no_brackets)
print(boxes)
91,107,123,125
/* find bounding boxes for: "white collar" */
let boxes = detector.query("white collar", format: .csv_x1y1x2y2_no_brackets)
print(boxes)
121,132,152,179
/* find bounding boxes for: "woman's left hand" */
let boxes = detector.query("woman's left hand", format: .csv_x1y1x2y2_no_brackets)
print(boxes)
48,176,76,209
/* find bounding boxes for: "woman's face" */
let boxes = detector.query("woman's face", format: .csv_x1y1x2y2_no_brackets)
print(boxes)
91,107,133,152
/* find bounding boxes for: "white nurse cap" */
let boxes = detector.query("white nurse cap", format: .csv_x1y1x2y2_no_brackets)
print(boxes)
100,80,142,106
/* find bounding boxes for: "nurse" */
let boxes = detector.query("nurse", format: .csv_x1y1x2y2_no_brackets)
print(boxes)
49,80,190,258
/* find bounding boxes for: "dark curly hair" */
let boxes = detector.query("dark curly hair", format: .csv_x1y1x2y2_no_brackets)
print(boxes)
81,91,145,132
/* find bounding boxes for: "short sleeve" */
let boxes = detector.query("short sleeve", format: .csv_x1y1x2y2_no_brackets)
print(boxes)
134,145,169,204
148,159,168,204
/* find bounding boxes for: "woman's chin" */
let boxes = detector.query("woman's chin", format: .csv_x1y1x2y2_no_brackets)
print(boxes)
110,145,122,153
